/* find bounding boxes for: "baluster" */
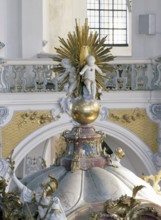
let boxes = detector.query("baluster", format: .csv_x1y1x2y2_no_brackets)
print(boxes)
45,65,56,91
12,65,26,92
146,63,153,90
153,63,161,89
151,63,158,90
125,64,132,90
133,64,148,90
131,64,135,90
0,60,156,93
0,65,8,92
3,66,10,92
42,65,49,91
52,71,60,92
113,64,128,90
33,65,47,92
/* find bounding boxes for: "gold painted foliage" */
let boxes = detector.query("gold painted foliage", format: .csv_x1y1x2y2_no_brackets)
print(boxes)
2,111,54,158
110,109,145,123
141,170,161,194
18,111,53,127
109,109,158,152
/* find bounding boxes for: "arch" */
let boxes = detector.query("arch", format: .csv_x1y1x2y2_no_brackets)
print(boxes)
12,114,156,174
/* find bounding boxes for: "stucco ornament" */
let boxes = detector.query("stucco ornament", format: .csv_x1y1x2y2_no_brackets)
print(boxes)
100,106,109,121
150,103,161,121
0,106,9,125
148,103,161,168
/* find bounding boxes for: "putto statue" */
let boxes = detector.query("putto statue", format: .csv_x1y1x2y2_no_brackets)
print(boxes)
57,58,77,97
12,172,67,220
80,55,106,100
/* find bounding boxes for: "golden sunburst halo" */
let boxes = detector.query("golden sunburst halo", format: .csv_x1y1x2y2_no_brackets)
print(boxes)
53,18,115,98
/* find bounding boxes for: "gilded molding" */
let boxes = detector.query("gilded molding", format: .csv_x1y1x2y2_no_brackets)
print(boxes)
141,170,161,194
89,185,161,220
108,109,158,152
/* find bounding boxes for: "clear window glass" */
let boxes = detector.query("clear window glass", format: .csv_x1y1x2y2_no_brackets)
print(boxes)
87,0,132,56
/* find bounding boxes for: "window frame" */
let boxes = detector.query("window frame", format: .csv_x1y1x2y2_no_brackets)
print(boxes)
87,0,132,56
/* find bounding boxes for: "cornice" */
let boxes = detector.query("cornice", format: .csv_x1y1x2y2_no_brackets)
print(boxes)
0,91,160,110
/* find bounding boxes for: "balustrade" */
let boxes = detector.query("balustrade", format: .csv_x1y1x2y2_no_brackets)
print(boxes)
0,58,161,93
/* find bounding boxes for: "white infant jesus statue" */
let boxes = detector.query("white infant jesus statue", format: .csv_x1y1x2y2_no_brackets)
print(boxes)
80,55,106,100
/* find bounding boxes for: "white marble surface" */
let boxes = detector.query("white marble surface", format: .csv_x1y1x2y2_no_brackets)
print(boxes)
21,164,161,214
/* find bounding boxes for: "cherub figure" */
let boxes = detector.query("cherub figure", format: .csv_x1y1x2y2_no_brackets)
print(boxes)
12,172,67,220
37,184,67,220
80,55,106,100
57,58,77,96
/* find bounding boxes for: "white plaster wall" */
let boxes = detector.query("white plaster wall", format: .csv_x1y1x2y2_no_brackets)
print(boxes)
48,0,87,53
0,0,20,58
2,1,161,59
43,0,50,52
132,0,161,58
21,0,43,58
6,0,21,58
0,0,7,58
1,0,43,59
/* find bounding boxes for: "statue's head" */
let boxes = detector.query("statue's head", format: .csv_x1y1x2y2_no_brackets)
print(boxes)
61,58,71,68
86,55,95,66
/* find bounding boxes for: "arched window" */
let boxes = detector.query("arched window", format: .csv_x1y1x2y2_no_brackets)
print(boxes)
87,0,132,56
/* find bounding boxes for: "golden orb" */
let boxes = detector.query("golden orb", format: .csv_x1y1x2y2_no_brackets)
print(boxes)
71,99,100,125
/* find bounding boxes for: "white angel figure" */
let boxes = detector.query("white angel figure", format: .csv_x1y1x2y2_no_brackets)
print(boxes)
12,172,67,220
38,196,67,220
57,58,77,96
80,55,106,100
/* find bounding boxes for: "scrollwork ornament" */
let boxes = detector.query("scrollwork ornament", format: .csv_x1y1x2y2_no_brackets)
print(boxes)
0,106,9,125
152,152,161,170
150,103,161,121
100,106,109,121
148,103,161,152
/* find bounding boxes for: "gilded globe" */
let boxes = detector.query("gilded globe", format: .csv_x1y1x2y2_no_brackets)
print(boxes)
71,99,100,125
